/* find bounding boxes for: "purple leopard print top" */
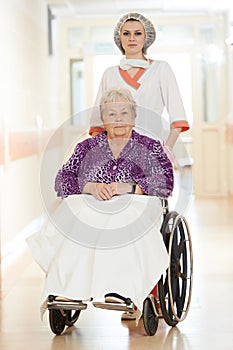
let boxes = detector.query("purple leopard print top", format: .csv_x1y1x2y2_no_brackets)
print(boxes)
55,130,174,198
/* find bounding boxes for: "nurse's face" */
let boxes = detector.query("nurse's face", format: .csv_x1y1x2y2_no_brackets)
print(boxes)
120,20,146,58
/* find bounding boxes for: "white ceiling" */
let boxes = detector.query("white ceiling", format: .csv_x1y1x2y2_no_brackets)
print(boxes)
46,0,233,20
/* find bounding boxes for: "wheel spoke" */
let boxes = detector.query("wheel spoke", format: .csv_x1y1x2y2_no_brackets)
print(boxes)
177,239,185,259
169,274,177,319
179,272,187,279
172,228,179,260
174,280,183,317
163,274,169,296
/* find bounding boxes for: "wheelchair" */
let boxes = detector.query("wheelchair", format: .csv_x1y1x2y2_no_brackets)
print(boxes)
46,199,193,336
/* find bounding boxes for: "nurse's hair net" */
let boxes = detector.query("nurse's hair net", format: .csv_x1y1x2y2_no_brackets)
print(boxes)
114,13,156,55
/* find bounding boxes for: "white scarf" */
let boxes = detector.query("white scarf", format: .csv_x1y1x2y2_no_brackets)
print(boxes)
119,58,150,71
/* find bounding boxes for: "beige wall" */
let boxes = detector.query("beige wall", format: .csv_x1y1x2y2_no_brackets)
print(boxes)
0,0,60,253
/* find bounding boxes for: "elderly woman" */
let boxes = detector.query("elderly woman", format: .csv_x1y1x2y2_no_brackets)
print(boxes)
27,88,173,323
56,88,173,200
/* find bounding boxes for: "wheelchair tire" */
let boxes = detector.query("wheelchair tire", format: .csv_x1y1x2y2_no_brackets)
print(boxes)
159,211,193,327
143,297,159,336
49,309,67,335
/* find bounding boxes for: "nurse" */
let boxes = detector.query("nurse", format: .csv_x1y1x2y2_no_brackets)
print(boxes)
90,13,190,154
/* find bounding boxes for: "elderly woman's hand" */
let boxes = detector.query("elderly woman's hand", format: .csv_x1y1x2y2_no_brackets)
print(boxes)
111,182,132,195
94,183,118,200
83,182,117,200
83,182,144,200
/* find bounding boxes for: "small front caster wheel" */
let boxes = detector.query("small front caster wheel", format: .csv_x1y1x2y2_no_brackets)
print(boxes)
143,297,159,336
49,309,66,335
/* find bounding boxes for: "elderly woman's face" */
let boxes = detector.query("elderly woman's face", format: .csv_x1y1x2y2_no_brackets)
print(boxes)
102,101,135,139
120,20,146,57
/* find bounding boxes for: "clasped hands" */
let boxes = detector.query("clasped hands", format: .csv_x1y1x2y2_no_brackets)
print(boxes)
83,182,142,201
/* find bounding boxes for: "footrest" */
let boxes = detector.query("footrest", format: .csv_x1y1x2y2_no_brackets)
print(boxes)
47,300,88,311
92,301,135,312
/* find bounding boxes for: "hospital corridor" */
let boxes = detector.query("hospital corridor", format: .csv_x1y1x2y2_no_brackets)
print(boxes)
0,1,233,349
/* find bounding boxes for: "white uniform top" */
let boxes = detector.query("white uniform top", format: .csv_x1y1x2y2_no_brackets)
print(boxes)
91,60,189,138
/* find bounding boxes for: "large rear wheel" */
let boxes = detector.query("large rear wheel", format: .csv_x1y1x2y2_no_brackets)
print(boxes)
159,212,193,327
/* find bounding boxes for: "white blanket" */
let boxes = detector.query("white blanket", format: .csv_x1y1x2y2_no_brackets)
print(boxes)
27,194,169,321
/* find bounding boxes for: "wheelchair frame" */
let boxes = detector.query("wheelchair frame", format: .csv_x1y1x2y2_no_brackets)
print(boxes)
47,199,193,336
